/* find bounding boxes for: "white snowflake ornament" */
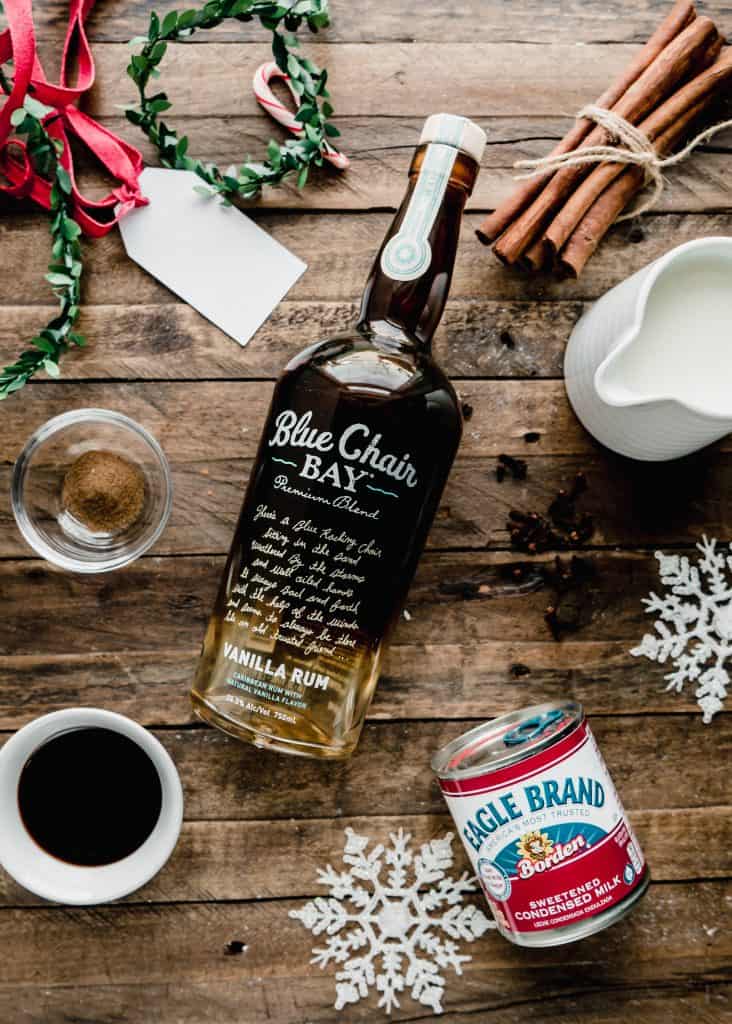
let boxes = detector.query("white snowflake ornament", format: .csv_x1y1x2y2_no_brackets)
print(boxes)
290,826,492,1015
631,535,731,722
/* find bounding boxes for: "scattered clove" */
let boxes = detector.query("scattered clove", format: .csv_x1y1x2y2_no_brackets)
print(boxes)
523,431,541,444
495,453,528,483
547,473,594,545
505,474,596,641
507,473,594,554
542,555,596,641
497,562,542,587
461,402,474,421
443,476,596,641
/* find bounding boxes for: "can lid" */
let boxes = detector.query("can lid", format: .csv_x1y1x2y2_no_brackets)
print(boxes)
431,701,583,780
419,113,487,164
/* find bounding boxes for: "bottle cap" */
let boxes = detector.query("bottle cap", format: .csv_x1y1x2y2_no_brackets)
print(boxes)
419,113,487,164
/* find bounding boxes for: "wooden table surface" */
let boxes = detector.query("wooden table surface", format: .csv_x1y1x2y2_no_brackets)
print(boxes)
1,2,731,1021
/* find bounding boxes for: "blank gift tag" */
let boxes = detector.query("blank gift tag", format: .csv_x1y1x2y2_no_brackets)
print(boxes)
119,167,307,347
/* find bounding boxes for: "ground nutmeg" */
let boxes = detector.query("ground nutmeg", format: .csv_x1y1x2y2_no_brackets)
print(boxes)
62,450,145,533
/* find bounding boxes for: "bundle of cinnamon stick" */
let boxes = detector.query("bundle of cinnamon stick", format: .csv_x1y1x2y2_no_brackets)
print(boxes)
477,1,732,277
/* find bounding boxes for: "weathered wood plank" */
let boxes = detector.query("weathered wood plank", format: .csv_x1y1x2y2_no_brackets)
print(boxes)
157,716,732,818
0,381,584,474
0,716,723,820
0,549,700,657
59,115,731,213
5,113,730,217
0,299,575,380
86,43,660,119
3,448,730,557
32,0,732,44
0,808,727,907
3,382,732,564
0,379,562,457
9,43,725,225
0,550,718,668
0,639,708,726
0,883,726,1024
0,13,724,1023
5,379,732,468
1,982,727,1024
2,212,730,310
0,379,572,470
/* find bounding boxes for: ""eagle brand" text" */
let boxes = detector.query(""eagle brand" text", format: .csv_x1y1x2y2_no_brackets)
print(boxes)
463,776,605,853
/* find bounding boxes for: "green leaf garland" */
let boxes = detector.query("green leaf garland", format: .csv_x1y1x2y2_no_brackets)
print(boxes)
125,0,338,203
0,0,338,399
0,98,86,399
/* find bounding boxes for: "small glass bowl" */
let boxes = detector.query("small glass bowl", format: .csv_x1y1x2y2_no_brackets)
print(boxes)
12,409,173,573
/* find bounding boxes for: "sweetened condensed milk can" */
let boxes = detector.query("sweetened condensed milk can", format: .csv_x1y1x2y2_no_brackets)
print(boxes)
432,702,650,946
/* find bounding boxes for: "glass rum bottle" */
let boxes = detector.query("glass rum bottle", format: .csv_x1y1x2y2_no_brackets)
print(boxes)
191,114,486,759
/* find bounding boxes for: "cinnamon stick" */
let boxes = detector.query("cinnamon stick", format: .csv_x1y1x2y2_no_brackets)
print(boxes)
520,237,548,272
476,0,697,245
543,38,729,256
559,97,711,278
492,15,718,265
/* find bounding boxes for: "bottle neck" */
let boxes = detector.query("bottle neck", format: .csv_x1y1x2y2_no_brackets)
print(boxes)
358,144,478,351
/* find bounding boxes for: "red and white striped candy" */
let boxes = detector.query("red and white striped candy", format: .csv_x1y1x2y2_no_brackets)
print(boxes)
252,61,349,171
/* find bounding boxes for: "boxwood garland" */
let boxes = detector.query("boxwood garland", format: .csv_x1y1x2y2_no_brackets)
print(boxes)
0,2,338,398
124,0,339,202
0,98,85,400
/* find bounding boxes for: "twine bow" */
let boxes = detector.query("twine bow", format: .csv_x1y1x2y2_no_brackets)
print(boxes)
514,103,732,220
0,0,147,237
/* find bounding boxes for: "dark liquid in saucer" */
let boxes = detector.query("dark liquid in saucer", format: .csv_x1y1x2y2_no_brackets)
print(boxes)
17,727,163,866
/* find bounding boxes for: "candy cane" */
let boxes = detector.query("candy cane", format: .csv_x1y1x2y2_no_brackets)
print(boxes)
253,61,349,171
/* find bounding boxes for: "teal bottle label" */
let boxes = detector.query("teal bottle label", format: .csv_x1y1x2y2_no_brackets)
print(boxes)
380,142,458,282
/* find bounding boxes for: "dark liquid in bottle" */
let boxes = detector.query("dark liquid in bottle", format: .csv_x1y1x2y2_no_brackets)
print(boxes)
191,137,481,759
17,727,162,866
192,340,460,756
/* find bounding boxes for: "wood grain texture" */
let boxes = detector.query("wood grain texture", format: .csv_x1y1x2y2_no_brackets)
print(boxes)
0,808,728,907
0,639,711,727
2,211,731,313
6,379,732,470
3,112,730,221
88,43,669,119
61,115,732,213
0,380,598,462
4,447,731,557
30,0,732,43
0,299,576,380
2,984,727,1024
0,716,725,821
2,3,731,1020
0,883,726,1024
0,550,703,656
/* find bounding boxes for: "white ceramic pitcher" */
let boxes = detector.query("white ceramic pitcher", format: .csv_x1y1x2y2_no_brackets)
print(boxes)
564,237,732,461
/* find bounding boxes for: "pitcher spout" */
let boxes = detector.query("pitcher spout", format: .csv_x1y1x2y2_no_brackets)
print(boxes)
565,236,732,461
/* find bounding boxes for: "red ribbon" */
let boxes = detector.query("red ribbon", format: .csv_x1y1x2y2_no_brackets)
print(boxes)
0,0,147,236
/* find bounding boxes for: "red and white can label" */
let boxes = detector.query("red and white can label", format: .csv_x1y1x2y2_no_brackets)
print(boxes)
438,720,646,935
